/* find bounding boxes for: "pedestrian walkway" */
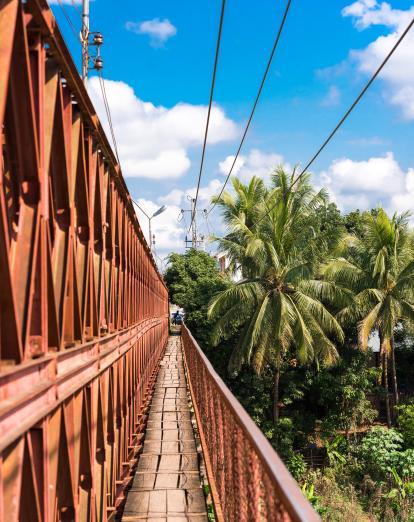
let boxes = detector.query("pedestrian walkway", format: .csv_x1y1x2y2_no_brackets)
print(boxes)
122,335,209,521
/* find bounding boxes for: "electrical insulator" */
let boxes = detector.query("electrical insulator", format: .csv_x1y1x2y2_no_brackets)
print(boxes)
94,57,104,70
93,33,103,46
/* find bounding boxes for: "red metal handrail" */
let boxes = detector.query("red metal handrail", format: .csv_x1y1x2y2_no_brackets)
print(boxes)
182,325,320,522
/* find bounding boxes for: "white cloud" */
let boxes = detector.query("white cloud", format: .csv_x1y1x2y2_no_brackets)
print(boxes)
158,189,185,206
132,178,224,255
159,179,223,209
125,18,177,47
321,152,404,194
218,155,245,177
318,152,414,216
321,85,341,107
187,179,223,204
153,151,294,254
342,0,411,30
342,1,414,118
88,77,238,179
133,151,414,256
342,0,377,22
218,149,288,183
133,199,183,253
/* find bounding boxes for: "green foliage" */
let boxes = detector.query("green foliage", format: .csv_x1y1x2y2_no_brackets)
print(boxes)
288,453,307,481
344,210,367,237
357,427,404,480
225,366,274,424
301,481,329,516
397,403,414,449
382,468,414,516
302,469,377,521
164,249,229,347
171,169,414,520
324,435,346,467
314,351,379,435
394,450,414,479
314,202,347,258
208,169,345,434
324,209,414,349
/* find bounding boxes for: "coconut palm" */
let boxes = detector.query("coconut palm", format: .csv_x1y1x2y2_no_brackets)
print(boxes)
209,169,344,422
322,209,414,426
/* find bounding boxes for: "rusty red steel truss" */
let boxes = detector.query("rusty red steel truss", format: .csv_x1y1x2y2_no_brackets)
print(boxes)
0,0,169,520
182,325,320,522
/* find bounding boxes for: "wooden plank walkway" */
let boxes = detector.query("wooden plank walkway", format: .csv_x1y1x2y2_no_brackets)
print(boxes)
122,335,208,521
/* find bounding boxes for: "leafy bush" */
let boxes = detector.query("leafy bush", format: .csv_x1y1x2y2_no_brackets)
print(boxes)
394,449,414,479
382,468,414,518
288,453,307,481
357,427,403,480
397,403,414,449
315,351,379,436
301,480,328,517
324,435,347,467
303,470,372,521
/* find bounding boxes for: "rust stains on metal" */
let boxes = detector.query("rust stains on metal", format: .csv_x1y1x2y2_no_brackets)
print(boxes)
0,0,169,519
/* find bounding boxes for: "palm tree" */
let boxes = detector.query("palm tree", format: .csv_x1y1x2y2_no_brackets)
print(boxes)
209,170,344,422
322,209,414,426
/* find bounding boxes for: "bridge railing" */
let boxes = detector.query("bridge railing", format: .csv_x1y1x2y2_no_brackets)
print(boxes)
0,0,169,520
182,325,320,522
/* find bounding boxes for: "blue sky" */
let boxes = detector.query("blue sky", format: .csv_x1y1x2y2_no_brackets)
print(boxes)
52,0,414,256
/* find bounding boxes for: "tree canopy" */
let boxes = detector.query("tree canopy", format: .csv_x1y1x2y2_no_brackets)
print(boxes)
164,249,229,346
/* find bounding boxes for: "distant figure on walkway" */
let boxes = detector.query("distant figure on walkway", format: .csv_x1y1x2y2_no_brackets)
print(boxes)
172,310,183,325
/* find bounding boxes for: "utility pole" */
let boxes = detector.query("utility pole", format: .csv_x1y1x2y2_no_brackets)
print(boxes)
190,197,197,247
81,0,89,83
81,0,103,84
180,196,207,250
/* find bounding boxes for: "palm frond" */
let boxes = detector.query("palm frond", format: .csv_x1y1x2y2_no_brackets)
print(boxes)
292,291,344,343
208,281,264,320
284,294,314,365
299,279,353,309
322,258,366,292
357,302,381,350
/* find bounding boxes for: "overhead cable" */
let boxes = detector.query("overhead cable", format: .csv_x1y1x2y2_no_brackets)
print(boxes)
208,0,293,216
188,0,227,233
255,14,414,225
97,71,121,166
56,0,80,42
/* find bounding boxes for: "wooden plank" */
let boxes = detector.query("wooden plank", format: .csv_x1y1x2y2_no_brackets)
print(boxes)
122,335,208,520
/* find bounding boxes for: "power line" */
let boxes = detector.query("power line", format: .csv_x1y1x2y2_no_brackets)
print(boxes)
255,14,414,225
54,1,118,165
291,15,414,188
70,0,83,18
208,0,293,216
56,0,80,42
188,0,226,233
97,71,121,166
